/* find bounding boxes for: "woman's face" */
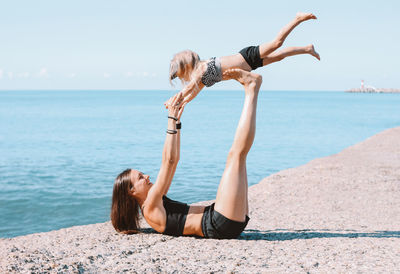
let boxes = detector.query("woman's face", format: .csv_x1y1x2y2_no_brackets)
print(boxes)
130,170,153,195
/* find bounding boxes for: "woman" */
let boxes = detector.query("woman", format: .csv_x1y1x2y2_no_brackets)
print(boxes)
168,12,319,105
111,68,262,239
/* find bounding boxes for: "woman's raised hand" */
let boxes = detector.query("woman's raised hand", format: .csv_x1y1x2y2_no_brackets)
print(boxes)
165,92,186,120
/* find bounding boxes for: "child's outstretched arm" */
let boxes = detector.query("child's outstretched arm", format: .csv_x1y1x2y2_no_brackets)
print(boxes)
180,77,205,105
165,72,205,108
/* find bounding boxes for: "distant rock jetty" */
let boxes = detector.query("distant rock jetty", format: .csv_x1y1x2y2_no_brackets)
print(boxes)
347,80,400,93
347,87,400,93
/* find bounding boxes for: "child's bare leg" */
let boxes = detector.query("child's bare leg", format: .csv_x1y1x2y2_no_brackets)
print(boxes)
259,12,317,58
262,44,320,66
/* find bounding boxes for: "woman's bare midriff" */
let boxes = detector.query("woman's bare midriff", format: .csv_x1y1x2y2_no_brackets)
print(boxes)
183,205,206,236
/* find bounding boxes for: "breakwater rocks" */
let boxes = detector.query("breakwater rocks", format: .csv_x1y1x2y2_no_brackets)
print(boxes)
347,87,400,93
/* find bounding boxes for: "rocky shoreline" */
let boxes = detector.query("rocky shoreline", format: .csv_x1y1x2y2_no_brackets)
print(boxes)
1,127,399,273
346,88,400,93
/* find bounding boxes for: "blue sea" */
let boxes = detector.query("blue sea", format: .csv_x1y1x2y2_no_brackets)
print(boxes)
1,90,399,238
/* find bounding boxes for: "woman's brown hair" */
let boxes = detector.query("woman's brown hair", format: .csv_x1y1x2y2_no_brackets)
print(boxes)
169,50,200,85
110,168,140,234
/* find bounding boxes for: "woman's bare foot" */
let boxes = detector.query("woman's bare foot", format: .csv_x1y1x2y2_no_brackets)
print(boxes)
306,44,320,60
296,12,317,22
223,69,262,89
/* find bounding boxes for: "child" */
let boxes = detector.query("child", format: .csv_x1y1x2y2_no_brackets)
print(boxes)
167,12,320,106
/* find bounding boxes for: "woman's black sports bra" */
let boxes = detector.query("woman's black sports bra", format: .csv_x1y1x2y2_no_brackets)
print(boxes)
162,196,190,236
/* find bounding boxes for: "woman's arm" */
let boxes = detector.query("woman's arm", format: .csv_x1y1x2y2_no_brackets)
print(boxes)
148,93,186,201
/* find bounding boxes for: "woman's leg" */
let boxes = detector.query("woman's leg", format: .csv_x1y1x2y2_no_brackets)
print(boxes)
259,12,317,58
262,44,320,66
214,69,262,222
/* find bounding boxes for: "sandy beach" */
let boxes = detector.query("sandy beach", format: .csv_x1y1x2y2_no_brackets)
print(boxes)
1,127,399,273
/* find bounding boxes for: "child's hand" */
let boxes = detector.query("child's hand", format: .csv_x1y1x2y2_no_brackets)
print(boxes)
165,93,186,120
164,92,183,109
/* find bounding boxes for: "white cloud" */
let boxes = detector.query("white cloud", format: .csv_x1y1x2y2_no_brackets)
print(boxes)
67,73,77,78
124,71,134,78
103,72,111,78
7,72,13,79
139,72,156,78
17,72,30,78
38,68,49,78
0,69,3,79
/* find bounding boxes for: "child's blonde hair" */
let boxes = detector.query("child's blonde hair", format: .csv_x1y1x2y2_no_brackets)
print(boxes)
169,50,200,85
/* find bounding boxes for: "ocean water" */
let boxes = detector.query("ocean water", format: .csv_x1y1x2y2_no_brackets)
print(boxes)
0,90,399,238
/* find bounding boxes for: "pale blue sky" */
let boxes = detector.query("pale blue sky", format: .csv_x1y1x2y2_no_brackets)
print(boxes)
0,0,399,91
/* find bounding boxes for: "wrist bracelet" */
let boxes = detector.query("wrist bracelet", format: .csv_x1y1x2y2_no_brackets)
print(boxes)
176,122,181,129
166,129,178,134
168,116,178,121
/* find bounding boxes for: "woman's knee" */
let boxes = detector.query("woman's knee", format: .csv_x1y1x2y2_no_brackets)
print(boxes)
226,149,248,165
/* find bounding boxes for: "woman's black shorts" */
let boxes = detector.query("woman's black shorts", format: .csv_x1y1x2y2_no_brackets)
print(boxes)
239,45,263,70
201,203,250,239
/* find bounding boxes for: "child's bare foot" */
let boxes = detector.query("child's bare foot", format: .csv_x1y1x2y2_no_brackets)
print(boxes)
223,69,262,88
306,44,320,60
296,12,317,22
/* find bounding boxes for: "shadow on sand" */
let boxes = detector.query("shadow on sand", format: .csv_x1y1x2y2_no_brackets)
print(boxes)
239,229,400,241
137,227,400,241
